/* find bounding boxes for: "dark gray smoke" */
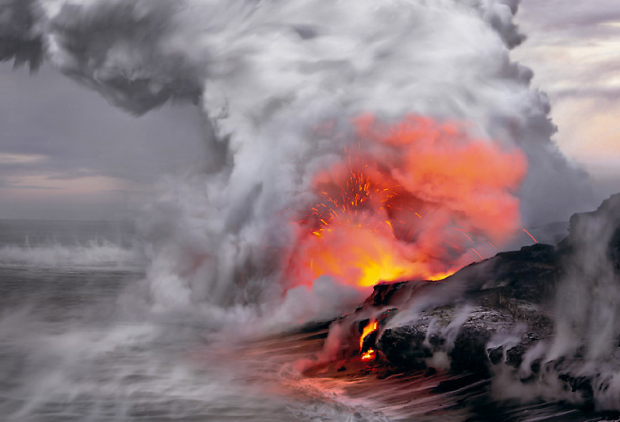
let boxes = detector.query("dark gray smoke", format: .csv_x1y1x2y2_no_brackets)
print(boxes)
0,0,43,70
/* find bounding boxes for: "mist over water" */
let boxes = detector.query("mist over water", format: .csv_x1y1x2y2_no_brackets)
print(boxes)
0,220,143,270
0,220,385,421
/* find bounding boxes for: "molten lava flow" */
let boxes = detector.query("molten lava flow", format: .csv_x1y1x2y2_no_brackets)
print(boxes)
360,320,378,361
360,321,378,349
288,114,526,288
361,350,376,361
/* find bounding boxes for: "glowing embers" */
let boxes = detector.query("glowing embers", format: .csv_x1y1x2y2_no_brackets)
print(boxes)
360,320,378,361
361,349,376,361
290,114,527,288
303,167,426,287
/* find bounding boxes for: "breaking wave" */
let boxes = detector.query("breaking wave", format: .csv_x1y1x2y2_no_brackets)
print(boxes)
0,240,144,270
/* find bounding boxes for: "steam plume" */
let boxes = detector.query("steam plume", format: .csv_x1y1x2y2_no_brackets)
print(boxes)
0,0,595,312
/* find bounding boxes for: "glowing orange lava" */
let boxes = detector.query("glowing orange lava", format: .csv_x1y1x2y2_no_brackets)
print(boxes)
360,320,378,360
361,350,376,361
360,321,378,349
287,114,526,288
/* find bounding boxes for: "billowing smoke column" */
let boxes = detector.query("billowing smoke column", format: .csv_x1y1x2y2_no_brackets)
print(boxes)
287,115,526,288
0,0,594,312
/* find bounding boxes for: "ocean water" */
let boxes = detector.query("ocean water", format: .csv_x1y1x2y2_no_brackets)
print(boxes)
0,219,394,421
0,219,610,422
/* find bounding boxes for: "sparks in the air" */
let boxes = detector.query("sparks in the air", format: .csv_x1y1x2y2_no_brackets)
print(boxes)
286,114,527,289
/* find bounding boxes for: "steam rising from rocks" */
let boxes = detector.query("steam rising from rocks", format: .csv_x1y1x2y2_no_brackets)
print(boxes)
494,194,620,411
551,196,620,362
0,0,595,314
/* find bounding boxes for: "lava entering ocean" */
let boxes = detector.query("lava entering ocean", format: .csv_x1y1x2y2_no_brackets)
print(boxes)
287,115,527,289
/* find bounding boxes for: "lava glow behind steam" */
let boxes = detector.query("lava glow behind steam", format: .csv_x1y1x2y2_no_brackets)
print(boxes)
288,115,527,288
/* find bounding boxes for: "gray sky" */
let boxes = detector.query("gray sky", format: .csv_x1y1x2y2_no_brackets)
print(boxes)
0,0,619,220
514,0,620,196
0,62,208,220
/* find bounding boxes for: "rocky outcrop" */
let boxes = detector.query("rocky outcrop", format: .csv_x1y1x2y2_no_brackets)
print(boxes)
350,193,620,406
357,241,559,374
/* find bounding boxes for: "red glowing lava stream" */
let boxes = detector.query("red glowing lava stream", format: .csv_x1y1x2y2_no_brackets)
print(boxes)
360,320,378,360
286,114,527,289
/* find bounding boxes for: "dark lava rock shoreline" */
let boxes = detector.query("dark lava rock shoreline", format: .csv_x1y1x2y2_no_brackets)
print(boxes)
366,242,558,374
346,193,620,408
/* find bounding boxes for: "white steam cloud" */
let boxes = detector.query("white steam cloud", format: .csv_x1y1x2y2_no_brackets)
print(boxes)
0,0,596,313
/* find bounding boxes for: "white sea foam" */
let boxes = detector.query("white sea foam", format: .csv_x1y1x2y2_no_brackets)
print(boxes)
0,240,144,270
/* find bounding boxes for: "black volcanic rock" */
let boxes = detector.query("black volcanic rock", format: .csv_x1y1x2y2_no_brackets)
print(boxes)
366,242,560,313
378,324,431,370
353,193,620,392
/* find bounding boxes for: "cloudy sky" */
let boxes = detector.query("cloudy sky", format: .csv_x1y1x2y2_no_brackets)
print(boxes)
514,0,620,193
0,0,619,220
0,62,208,220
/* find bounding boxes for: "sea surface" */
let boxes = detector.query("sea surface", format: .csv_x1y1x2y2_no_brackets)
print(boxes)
0,219,391,421
0,219,612,422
